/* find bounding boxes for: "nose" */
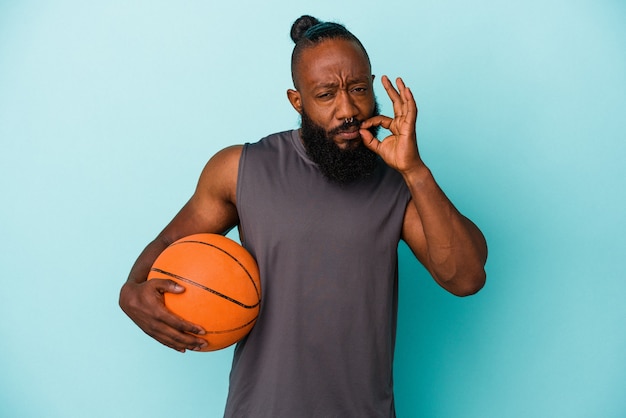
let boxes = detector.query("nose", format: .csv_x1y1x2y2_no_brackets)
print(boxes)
335,90,359,122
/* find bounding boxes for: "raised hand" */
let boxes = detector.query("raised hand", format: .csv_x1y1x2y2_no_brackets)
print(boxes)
360,75,422,175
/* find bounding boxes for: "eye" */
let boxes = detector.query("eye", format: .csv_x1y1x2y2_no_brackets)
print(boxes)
351,87,368,94
316,92,334,100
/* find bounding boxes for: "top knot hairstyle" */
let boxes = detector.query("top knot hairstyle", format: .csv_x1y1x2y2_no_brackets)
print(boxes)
290,15,370,88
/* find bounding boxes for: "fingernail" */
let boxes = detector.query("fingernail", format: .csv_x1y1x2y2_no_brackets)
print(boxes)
193,343,208,351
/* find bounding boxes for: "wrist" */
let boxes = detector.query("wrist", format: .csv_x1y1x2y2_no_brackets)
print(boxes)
401,164,432,189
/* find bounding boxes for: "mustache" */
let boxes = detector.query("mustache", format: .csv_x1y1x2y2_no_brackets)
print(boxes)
327,118,363,136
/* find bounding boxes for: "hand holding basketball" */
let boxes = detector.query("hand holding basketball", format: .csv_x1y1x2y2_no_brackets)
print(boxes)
147,233,261,351
119,277,210,353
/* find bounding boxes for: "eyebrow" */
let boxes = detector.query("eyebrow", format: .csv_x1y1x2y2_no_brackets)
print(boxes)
314,81,339,90
313,77,370,90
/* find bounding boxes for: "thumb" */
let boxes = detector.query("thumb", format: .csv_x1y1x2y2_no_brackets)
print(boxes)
360,128,381,154
152,278,186,294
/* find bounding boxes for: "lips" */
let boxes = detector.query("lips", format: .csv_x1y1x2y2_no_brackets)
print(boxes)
336,129,361,141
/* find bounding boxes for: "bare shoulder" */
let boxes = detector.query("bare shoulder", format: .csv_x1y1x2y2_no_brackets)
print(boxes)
204,145,244,172
197,145,243,206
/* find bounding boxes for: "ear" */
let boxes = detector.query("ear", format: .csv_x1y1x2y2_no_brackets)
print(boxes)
287,89,303,114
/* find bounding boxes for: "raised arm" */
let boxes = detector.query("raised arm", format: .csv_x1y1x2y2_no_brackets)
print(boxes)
360,76,487,296
119,145,242,352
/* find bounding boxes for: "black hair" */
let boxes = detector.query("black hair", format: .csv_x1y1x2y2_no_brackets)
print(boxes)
290,15,370,88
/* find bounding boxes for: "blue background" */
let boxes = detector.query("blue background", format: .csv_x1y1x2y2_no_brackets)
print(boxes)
1,1,624,417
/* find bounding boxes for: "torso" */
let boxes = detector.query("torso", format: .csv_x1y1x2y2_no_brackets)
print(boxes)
225,129,410,418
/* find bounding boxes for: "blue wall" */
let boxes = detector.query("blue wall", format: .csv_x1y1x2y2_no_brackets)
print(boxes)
1,1,624,417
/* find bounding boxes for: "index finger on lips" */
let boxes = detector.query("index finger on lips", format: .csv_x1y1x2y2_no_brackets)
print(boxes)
361,115,393,130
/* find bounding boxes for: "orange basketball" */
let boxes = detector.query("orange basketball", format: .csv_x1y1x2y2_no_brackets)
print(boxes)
147,233,261,351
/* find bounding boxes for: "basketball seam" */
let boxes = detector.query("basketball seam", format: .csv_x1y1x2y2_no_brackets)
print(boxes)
151,268,260,309
204,315,259,335
172,239,261,300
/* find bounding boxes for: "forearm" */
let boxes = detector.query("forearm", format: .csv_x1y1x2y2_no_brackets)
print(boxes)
119,237,170,315
125,236,171,284
402,165,487,296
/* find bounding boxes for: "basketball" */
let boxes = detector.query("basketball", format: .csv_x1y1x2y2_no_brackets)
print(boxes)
147,233,261,351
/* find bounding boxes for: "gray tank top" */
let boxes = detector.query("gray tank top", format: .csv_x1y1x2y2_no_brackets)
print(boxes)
225,129,411,417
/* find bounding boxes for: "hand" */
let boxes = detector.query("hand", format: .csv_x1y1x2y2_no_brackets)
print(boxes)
360,75,422,175
119,279,208,352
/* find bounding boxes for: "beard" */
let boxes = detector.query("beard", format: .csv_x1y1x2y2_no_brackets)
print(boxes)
300,100,381,185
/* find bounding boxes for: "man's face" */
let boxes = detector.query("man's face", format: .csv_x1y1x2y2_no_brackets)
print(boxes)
288,38,380,183
289,38,377,149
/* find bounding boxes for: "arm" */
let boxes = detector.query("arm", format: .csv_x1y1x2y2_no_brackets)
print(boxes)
361,76,487,296
119,145,242,352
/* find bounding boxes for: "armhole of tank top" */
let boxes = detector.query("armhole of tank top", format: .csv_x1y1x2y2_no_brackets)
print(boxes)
399,183,413,244
235,143,250,245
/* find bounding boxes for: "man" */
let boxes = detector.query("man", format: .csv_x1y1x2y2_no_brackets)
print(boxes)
120,15,487,417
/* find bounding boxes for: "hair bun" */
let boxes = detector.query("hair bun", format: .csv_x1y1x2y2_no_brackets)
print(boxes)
290,15,321,43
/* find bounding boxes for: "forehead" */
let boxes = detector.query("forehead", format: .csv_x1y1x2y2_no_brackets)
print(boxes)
296,39,371,88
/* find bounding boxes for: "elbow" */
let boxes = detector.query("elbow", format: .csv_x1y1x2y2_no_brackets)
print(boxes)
450,268,486,297
435,265,486,297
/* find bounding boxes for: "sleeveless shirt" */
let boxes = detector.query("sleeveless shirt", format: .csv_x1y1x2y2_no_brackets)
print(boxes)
224,130,411,418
